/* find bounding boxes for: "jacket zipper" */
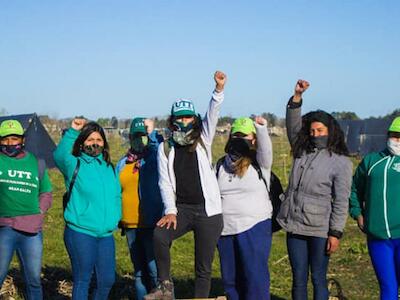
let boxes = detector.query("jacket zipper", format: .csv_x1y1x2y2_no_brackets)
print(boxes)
383,156,395,238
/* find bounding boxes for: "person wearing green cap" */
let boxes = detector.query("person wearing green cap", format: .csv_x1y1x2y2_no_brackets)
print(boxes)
0,119,53,300
215,116,273,300
116,118,163,300
350,116,400,300
145,71,226,300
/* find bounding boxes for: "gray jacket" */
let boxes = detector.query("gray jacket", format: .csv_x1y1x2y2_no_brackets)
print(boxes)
276,100,352,238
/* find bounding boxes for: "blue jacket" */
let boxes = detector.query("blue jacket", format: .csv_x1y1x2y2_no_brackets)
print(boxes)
116,131,164,227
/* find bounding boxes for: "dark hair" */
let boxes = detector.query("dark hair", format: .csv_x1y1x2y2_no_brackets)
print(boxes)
167,114,202,152
72,122,112,165
292,110,349,158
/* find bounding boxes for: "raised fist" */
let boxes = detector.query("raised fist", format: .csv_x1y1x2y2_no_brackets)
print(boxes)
254,116,267,126
144,119,154,134
71,117,87,131
214,71,227,92
294,79,310,95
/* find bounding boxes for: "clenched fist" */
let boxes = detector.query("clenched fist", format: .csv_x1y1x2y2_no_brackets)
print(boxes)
214,71,227,92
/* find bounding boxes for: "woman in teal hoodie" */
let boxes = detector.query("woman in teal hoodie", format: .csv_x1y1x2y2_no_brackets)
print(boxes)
350,116,400,300
54,118,121,300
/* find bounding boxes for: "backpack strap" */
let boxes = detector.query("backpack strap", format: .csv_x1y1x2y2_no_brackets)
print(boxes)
250,159,270,192
215,155,226,178
37,158,46,181
63,159,81,209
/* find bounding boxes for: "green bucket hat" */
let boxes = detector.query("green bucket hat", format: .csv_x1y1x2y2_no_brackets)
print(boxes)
231,117,256,135
388,116,400,133
0,120,24,137
129,117,146,135
171,99,196,117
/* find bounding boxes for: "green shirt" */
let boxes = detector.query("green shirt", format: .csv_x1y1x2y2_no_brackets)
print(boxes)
0,152,52,217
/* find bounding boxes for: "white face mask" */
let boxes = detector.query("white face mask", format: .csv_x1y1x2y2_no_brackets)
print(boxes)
387,139,400,156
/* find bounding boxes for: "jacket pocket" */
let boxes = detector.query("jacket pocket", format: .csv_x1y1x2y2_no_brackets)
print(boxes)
277,193,290,220
302,199,330,227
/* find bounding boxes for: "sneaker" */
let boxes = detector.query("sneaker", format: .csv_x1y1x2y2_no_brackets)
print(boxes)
143,280,175,300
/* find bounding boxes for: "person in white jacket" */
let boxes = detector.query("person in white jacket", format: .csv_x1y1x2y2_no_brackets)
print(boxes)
144,71,226,300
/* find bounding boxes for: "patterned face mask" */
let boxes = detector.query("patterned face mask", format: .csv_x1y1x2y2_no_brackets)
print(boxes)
0,144,24,157
130,136,149,153
172,130,195,146
83,144,104,157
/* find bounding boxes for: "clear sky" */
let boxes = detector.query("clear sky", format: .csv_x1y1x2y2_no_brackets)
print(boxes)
1,1,399,120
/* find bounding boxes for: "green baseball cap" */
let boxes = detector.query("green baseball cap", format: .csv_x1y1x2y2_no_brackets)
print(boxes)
388,116,400,133
171,98,196,117
231,117,256,135
0,120,24,137
129,117,146,135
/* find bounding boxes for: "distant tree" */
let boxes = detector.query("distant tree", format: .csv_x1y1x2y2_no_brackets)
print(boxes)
331,111,360,120
383,108,400,120
261,112,278,127
217,116,234,126
111,116,118,129
97,118,110,127
0,108,7,116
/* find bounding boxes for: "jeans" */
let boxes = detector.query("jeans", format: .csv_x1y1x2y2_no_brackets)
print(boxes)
368,237,400,300
287,233,330,300
218,219,272,300
0,226,43,300
126,228,157,300
153,204,223,298
64,226,116,300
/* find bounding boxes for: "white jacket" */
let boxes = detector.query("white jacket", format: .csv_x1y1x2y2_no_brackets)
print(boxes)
157,90,224,216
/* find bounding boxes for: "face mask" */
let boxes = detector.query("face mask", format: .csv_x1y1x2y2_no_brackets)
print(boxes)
387,139,400,156
172,130,195,146
0,144,24,157
226,137,253,160
130,136,149,153
83,144,104,157
311,136,329,149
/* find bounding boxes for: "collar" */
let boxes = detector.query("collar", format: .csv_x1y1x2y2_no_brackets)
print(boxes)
80,152,103,164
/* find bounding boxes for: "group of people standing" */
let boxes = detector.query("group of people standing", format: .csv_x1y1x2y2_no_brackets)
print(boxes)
0,71,400,300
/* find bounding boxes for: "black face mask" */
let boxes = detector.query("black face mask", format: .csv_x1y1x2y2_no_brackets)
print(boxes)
83,144,104,157
311,136,329,149
226,138,253,160
0,144,24,157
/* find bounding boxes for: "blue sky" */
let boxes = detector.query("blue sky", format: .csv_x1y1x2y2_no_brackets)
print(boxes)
1,1,399,120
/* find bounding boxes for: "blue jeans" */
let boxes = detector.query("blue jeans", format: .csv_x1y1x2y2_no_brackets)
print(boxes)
0,226,43,300
218,219,272,300
64,226,116,300
287,233,330,300
125,228,157,300
368,237,400,300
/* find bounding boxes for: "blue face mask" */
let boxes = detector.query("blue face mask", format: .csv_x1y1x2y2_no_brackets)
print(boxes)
0,144,24,157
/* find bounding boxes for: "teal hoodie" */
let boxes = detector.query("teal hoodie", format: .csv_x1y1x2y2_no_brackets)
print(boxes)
350,149,400,239
54,128,121,237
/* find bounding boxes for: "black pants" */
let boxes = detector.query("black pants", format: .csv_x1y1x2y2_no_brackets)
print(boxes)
153,203,223,298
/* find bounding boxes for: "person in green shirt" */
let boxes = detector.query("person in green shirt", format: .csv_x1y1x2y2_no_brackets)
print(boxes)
350,116,400,300
0,119,53,300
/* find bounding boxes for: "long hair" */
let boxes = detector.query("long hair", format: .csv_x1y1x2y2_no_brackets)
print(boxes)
72,122,112,165
292,110,349,158
167,114,202,152
224,134,257,177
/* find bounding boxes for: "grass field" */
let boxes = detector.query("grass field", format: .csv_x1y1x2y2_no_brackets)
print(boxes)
1,134,379,299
